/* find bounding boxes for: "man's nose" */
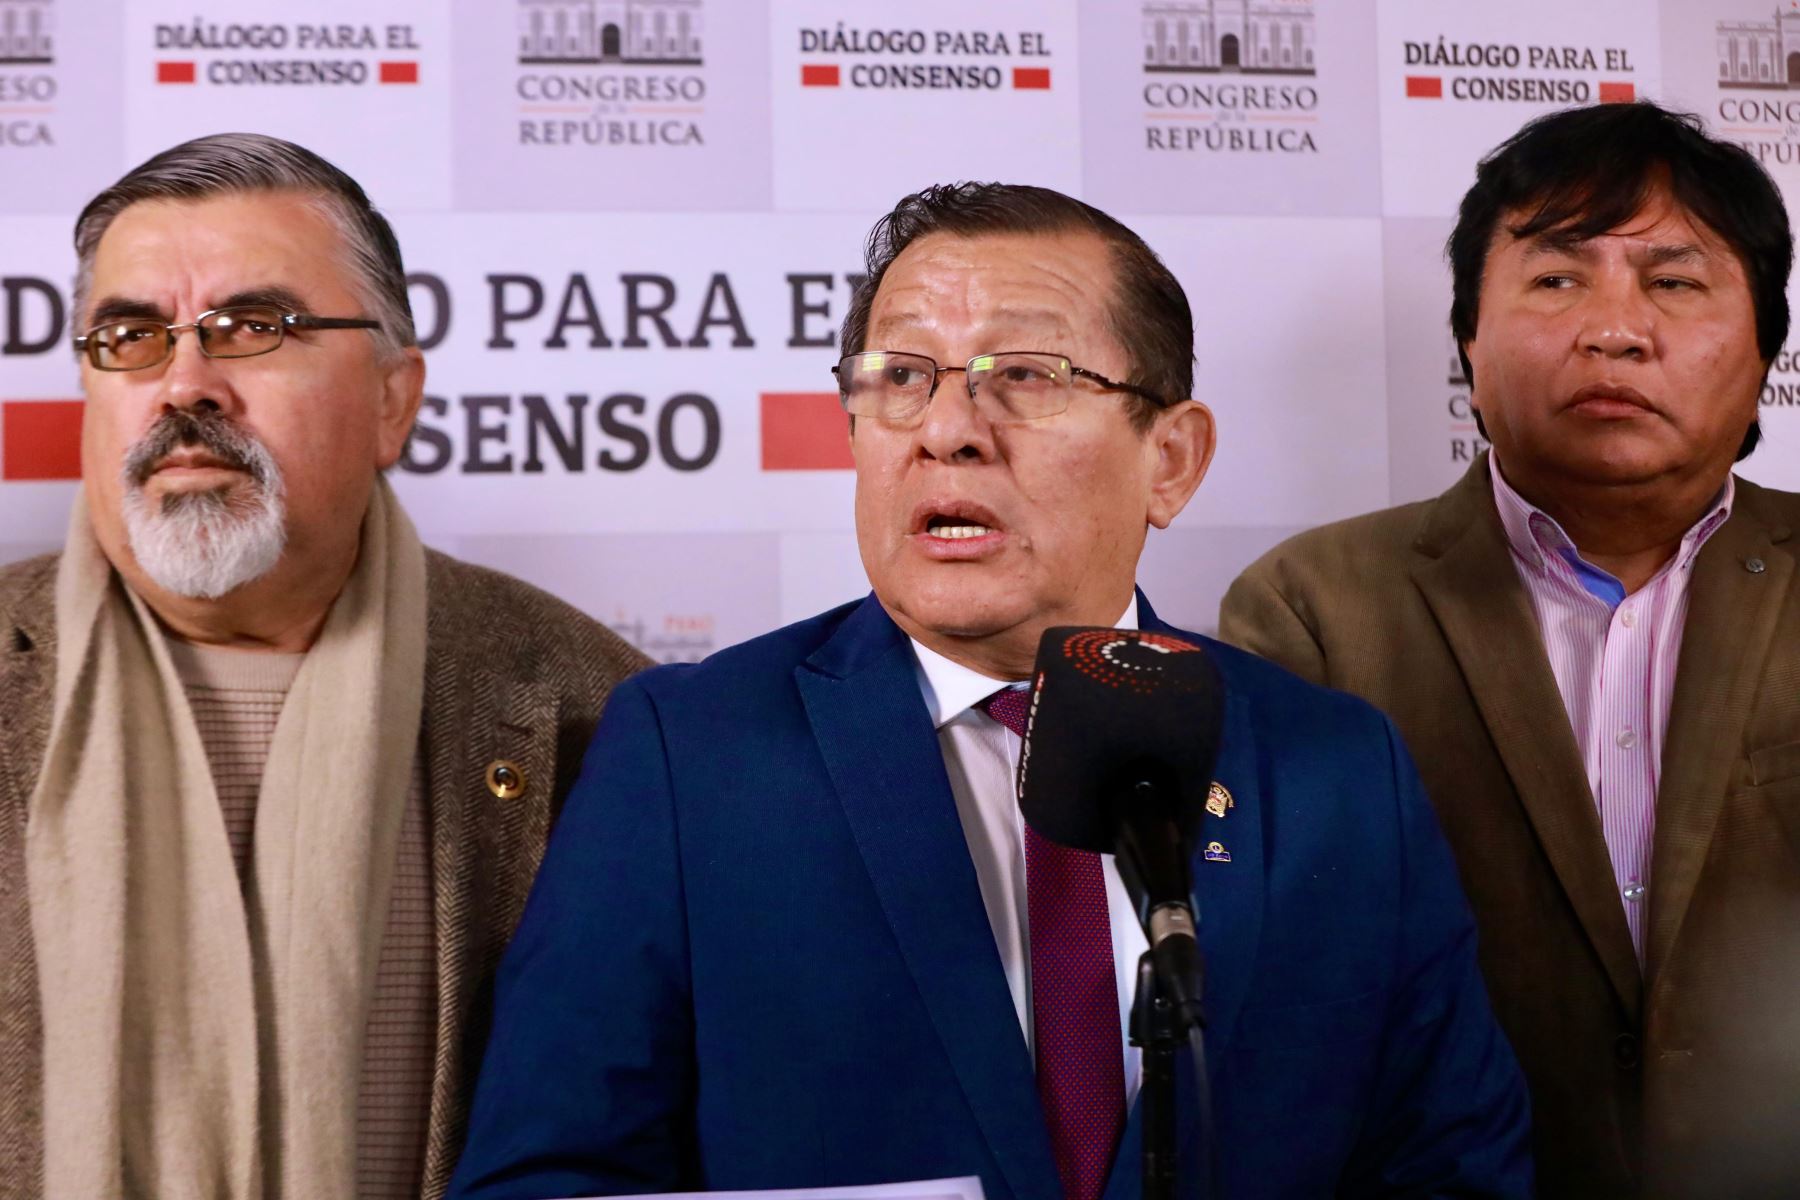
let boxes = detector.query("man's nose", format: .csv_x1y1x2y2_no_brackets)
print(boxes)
913,369,996,464
1578,276,1655,361
155,329,236,414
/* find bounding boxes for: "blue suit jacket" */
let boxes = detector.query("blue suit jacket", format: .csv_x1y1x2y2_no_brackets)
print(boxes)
449,594,1531,1199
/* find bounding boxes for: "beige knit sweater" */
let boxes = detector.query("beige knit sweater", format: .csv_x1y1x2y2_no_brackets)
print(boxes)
167,639,435,1200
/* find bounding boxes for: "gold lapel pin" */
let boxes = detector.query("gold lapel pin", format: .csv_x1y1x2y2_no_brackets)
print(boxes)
485,758,527,800
1206,781,1234,820
1204,840,1231,864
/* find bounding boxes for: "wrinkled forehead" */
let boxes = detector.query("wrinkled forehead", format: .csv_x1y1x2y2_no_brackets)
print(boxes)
86,191,354,308
868,229,1117,346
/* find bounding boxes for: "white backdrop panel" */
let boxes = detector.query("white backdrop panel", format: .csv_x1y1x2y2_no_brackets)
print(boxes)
1377,0,1663,217
451,531,784,663
1080,0,1381,217
449,0,773,212
0,0,123,214
124,0,454,212
4,0,1799,664
1381,215,1481,506
1140,215,1390,528
771,0,1083,214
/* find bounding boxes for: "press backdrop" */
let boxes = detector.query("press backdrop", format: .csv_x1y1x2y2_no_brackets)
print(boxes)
4,0,1799,658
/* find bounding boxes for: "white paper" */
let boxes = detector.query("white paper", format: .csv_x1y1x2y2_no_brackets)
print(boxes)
581,1176,986,1200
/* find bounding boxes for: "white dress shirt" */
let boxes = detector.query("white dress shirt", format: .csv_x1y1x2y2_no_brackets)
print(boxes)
908,599,1150,1102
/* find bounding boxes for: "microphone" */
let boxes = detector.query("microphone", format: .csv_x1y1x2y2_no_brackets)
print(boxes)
1016,626,1225,1032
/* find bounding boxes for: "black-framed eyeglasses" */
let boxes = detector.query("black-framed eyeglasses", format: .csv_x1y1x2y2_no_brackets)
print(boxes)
73,305,383,372
832,350,1170,425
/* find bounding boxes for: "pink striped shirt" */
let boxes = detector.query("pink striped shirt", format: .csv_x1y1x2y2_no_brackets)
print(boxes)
1489,460,1734,964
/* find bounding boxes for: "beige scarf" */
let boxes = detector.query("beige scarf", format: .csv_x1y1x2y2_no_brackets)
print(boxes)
26,478,427,1200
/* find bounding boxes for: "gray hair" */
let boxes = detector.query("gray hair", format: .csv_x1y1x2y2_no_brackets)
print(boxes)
73,132,415,359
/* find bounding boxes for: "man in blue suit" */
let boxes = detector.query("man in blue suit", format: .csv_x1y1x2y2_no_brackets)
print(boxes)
450,184,1532,1199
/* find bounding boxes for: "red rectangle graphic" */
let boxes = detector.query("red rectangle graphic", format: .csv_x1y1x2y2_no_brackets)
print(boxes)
157,60,196,84
1013,67,1051,90
801,64,840,87
3,400,84,481
1405,75,1442,99
379,61,419,84
761,393,852,471
1598,81,1635,103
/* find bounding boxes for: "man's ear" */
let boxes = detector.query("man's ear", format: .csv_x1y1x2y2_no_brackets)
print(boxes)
374,346,426,469
1146,400,1216,530
1460,339,1491,441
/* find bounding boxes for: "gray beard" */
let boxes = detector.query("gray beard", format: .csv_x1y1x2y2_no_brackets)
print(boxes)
121,463,287,601
117,409,289,600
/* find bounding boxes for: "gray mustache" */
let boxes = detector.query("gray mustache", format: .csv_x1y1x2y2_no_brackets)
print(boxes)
122,409,275,489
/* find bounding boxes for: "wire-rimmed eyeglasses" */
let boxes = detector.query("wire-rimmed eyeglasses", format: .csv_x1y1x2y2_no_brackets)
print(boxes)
73,305,383,372
832,350,1169,425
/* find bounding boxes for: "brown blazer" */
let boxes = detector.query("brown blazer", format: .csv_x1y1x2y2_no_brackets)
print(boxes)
1219,453,1800,1199
0,548,650,1200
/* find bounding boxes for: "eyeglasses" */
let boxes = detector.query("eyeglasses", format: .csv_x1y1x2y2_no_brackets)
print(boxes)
832,350,1170,425
73,305,383,372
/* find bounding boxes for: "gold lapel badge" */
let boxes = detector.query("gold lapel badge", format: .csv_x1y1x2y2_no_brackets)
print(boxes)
1205,781,1234,820
485,758,527,800
1203,840,1231,864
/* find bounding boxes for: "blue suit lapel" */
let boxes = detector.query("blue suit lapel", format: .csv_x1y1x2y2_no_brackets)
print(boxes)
1136,594,1265,1050
795,595,1059,1200
1184,688,1265,1055
1102,596,1267,1199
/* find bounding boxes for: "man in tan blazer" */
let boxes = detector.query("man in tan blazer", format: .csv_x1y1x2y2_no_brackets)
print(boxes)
0,133,647,1200
1222,102,1800,1199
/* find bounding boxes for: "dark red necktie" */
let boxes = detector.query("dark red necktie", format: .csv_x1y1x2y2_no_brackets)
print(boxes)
980,686,1125,1200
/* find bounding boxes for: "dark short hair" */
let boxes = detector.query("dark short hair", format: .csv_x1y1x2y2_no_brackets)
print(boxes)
840,182,1192,431
74,132,415,356
1448,102,1791,461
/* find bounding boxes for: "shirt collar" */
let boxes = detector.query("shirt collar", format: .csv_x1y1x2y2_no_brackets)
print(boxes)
1489,453,1735,581
908,595,1141,731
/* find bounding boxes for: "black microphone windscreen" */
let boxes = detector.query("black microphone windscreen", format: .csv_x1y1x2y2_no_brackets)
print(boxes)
1016,626,1226,855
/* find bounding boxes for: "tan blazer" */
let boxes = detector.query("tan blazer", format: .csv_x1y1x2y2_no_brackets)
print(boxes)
1220,453,1800,1200
0,549,650,1200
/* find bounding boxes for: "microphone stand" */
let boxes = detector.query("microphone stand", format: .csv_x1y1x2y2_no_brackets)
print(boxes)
1129,924,1212,1200
1130,952,1179,1200
1117,778,1213,1200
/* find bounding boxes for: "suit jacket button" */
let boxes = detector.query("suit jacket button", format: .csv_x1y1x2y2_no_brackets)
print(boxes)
1614,1032,1641,1070
486,759,527,800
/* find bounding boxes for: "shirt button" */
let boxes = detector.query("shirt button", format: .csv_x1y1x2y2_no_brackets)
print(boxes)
1620,608,1637,628
1616,728,1638,750
1615,1032,1641,1070
1623,882,1647,902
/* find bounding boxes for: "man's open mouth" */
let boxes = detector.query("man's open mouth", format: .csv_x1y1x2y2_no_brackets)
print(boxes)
925,517,994,540
912,500,1004,540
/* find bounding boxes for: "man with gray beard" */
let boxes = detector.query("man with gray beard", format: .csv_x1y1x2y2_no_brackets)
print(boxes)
0,133,649,1200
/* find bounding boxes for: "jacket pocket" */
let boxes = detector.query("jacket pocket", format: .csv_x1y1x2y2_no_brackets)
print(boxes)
1749,740,1800,787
